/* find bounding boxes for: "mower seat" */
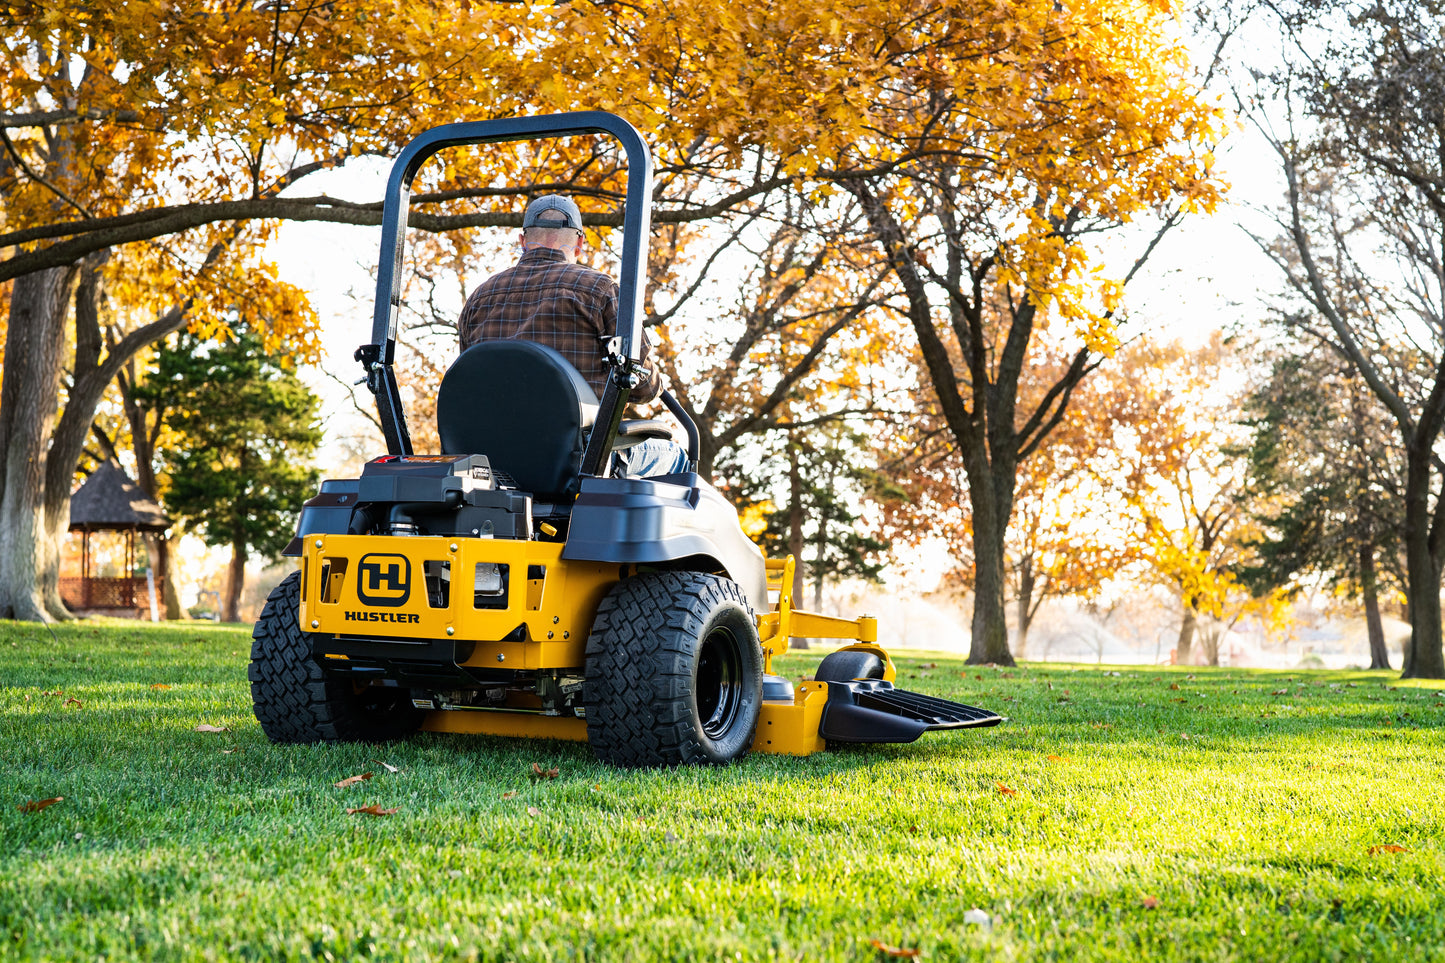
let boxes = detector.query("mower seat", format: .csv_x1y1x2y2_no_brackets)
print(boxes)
437,340,598,498
437,340,675,499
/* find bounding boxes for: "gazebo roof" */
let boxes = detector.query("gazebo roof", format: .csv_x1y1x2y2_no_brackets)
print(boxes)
68,463,170,532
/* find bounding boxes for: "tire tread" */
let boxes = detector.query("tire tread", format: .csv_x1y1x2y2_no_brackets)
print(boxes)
249,571,420,743
582,571,761,767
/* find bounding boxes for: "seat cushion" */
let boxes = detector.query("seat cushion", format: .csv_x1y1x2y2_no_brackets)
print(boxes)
436,340,599,497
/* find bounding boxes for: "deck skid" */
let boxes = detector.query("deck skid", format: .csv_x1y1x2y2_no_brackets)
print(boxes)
819,680,1003,744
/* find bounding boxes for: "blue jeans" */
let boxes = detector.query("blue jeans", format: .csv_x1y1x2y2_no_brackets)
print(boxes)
617,439,691,478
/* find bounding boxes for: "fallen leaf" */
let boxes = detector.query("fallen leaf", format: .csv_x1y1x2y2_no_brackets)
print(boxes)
590,783,602,792
334,772,374,788
530,762,559,781
18,796,63,813
1368,844,1411,855
1045,754,1066,763
150,683,171,690
346,804,398,816
1272,688,1289,696
996,782,1017,798
867,938,920,958
919,662,937,669
1126,804,1137,817
1092,723,1113,730
526,806,541,817
1179,733,1191,741
64,697,83,707
1141,896,1159,909
1168,683,1180,691
221,748,238,755
501,790,518,800
194,724,229,733
372,760,400,774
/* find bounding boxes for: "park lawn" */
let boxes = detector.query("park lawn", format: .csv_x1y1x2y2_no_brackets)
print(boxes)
0,620,1442,962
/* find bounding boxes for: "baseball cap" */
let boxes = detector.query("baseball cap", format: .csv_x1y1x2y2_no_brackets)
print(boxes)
522,194,583,230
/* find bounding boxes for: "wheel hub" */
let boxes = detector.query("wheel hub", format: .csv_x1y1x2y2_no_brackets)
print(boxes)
696,626,743,738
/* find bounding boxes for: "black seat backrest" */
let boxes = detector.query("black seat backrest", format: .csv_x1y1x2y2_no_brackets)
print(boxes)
436,340,599,498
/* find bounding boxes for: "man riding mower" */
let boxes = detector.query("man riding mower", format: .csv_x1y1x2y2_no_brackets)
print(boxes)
249,112,1001,767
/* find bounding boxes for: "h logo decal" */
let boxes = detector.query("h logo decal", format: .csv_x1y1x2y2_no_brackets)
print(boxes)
357,554,411,607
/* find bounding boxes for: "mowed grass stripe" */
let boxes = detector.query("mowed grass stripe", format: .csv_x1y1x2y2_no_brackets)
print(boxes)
1,619,1441,961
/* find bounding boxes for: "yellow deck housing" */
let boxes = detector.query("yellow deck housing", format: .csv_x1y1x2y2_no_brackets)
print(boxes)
300,535,883,755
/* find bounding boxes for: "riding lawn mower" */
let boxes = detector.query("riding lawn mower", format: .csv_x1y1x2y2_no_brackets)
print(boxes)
249,112,1002,767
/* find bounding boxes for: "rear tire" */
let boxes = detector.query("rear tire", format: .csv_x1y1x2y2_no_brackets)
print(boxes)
583,572,762,767
249,571,423,743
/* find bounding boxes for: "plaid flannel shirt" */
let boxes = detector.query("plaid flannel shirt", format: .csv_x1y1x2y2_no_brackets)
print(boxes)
457,248,660,403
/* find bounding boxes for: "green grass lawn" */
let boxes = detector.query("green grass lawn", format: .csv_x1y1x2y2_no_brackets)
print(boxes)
2,619,1443,962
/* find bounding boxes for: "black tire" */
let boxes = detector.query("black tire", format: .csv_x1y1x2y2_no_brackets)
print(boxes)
814,648,887,683
249,571,423,743
583,571,763,767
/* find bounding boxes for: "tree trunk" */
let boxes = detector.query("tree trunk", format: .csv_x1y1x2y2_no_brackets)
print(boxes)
786,433,809,648
1176,604,1197,666
1360,542,1390,671
162,537,186,620
1400,451,1445,678
0,265,80,622
223,539,246,623
965,454,1015,666
142,533,186,620
1015,553,1035,659
1200,620,1221,666
119,357,186,620
38,256,113,621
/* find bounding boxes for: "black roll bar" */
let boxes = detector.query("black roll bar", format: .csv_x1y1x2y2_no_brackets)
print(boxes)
357,112,654,467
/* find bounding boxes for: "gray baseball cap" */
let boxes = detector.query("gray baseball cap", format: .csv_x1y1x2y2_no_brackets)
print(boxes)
522,194,583,229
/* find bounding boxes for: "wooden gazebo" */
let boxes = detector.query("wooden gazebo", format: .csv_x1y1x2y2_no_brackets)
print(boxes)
61,463,171,616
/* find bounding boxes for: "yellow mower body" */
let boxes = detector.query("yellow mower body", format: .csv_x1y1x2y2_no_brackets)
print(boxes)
298,536,893,756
